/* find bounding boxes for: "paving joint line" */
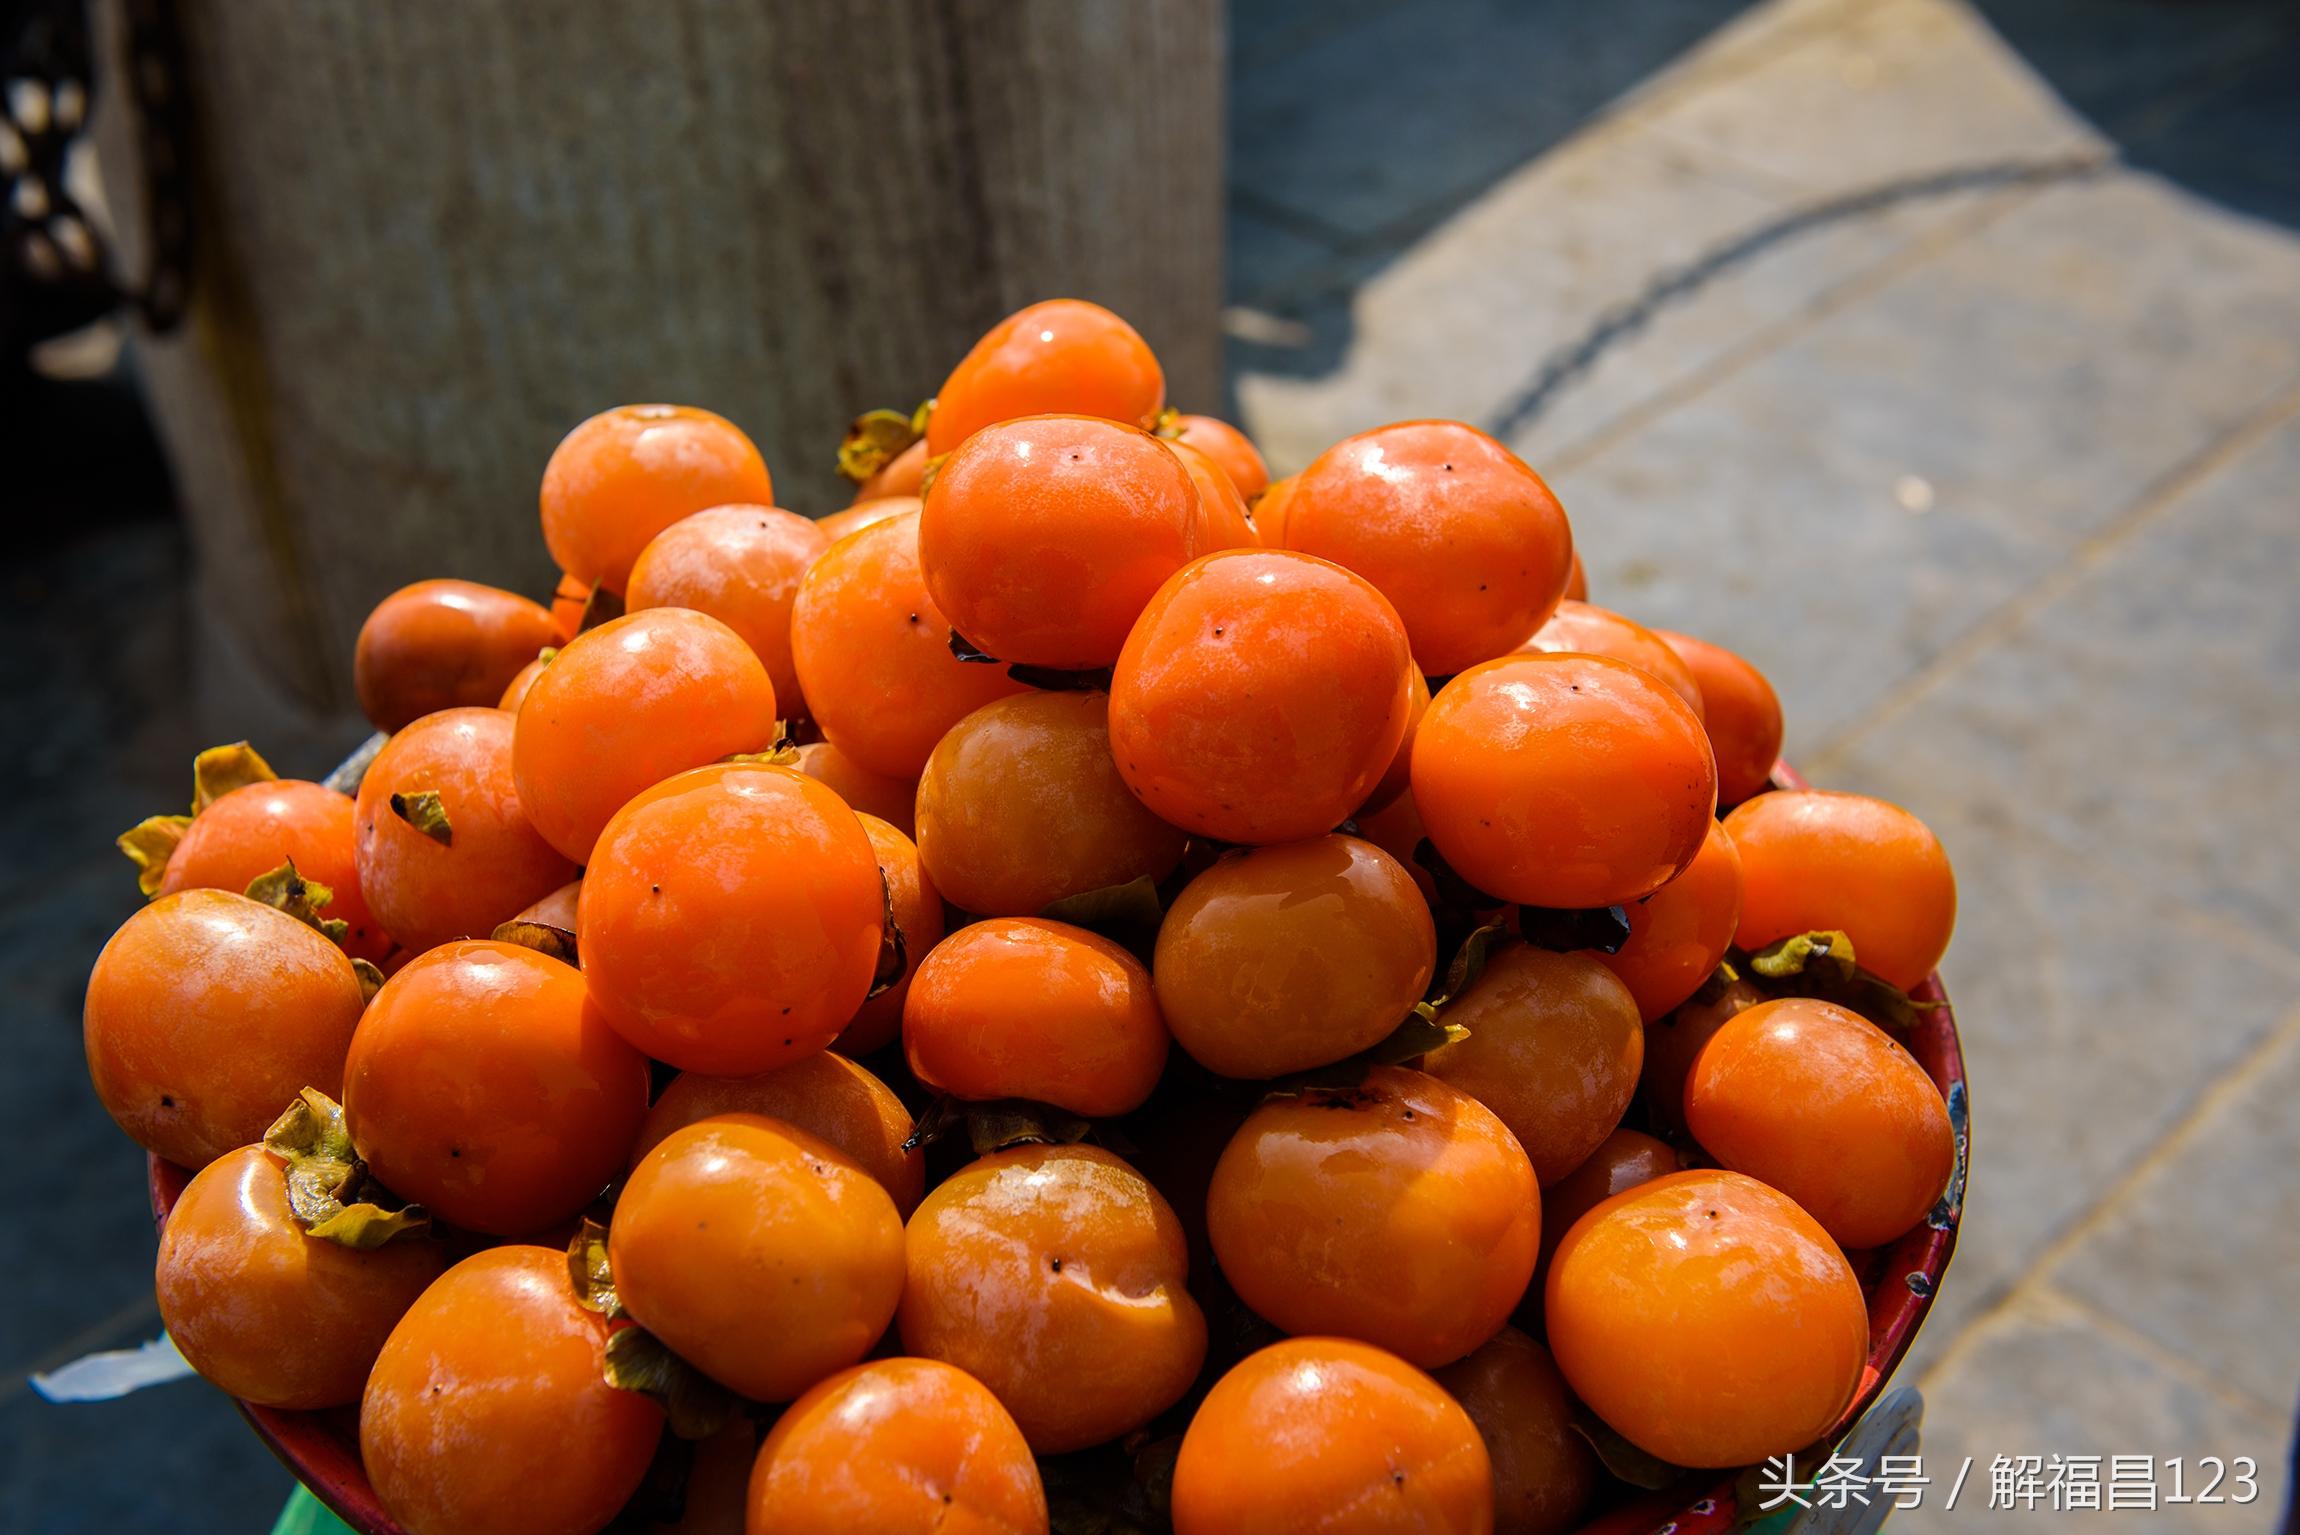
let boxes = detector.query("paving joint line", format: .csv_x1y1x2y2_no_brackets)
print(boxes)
2038,1283,2294,1427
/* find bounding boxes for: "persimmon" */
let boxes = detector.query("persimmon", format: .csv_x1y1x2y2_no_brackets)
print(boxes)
924,299,1165,456
156,1145,445,1408
1360,665,1430,816
1538,1128,1680,1265
816,492,921,546
1638,975,1760,1141
1153,836,1435,1079
791,739,917,837
498,652,552,713
914,691,1186,916
1282,420,1572,676
626,504,830,714
1172,1337,1492,1535
510,878,582,932
1657,630,1782,806
837,812,943,1056
1110,549,1414,844
1545,1170,1867,1468
612,1114,904,1401
354,578,562,733
1591,818,1742,1023
900,1143,1205,1452
904,918,1168,1117
1432,1327,1598,1535
1413,653,1716,909
1252,472,1296,546
657,1419,757,1535
1208,1066,1538,1367
747,1358,1048,1535
1686,997,1953,1248
1725,790,1956,992
158,778,386,961
920,415,1200,668
634,1052,924,1215
1172,413,1270,501
1169,435,1259,551
850,440,928,504
791,509,1026,779
550,572,592,642
581,762,885,1074
1564,551,1587,603
513,608,781,863
1520,600,1704,719
343,939,649,1235
540,403,774,593
86,890,365,1169
1354,785,1439,904
354,707,578,953
362,1246,662,1535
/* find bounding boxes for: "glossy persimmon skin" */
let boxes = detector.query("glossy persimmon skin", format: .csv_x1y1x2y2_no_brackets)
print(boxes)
1208,1066,1539,1368
900,1143,1206,1453
747,1358,1049,1535
625,505,830,715
792,510,1026,779
1725,790,1956,992
924,299,1164,457
817,492,923,547
1172,1337,1494,1535
355,579,561,733
1593,818,1743,1023
156,1146,446,1408
837,813,944,1057
1153,836,1435,1079
1413,653,1717,909
513,608,781,864
920,415,1200,669
160,778,387,960
1172,414,1270,501
1537,1128,1681,1271
540,403,774,593
1545,1170,1868,1468
343,940,649,1236
850,441,929,504
1111,550,1414,844
915,691,1186,916
1282,420,1572,677
580,763,885,1075
362,1246,663,1535
1686,997,1953,1248
904,918,1169,1117
86,890,366,1169
1521,601,1704,719
1657,630,1783,807
1169,436,1259,552
1425,946,1643,1187
354,707,578,954
1638,977,1760,1141
792,740,918,838
1432,1327,1598,1535
1360,665,1431,816
633,1051,925,1215
612,1114,905,1402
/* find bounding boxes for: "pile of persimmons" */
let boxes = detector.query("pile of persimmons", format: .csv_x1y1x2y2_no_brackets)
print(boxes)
88,299,1960,1535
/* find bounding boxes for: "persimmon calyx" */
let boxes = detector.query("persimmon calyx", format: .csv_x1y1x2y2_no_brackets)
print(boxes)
602,1326,739,1440
117,814,192,897
388,790,453,846
351,958,387,1003
1039,875,1164,963
835,402,929,485
1429,921,1507,1011
721,722,802,767
1277,1012,1469,1095
1568,1408,1685,1491
914,451,951,499
1150,407,1184,438
261,1088,430,1248
566,1217,625,1319
491,919,578,966
1741,930,1943,1030
900,1096,1096,1156
866,869,907,999
243,860,351,946
191,741,278,813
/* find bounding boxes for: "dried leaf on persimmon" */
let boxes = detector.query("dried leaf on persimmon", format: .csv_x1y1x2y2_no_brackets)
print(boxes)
491,919,578,966
388,790,453,846
191,741,278,813
243,861,350,945
351,958,387,1004
603,1326,737,1440
261,1088,430,1248
837,407,925,485
117,814,192,897
565,1217,625,1319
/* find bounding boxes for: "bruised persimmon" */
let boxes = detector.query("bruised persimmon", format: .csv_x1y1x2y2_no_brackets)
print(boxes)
1638,975,1760,1141
1172,413,1270,501
1657,630,1782,806
156,1145,445,1408
159,778,386,960
354,707,577,954
580,762,885,1075
1546,1170,1868,1468
1432,1327,1598,1535
362,1246,662,1535
924,299,1165,457
633,1051,924,1216
1172,1337,1492,1535
849,440,928,504
1282,420,1573,676
1153,835,1434,1079
791,741,918,838
747,1358,1048,1535
815,493,921,548
1725,789,1956,992
1110,549,1413,844
86,890,366,1169
1413,652,1716,909
541,403,774,593
1591,818,1742,1023
1169,435,1259,552
355,578,562,733
914,691,1186,917
1208,1066,1538,1368
626,505,830,715
920,415,1200,669
900,1143,1205,1453
837,812,943,1057
343,939,649,1235
1521,600,1704,719
904,918,1168,1117
513,607,781,864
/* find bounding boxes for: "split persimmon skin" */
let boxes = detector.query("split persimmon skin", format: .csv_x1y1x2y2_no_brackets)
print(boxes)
160,778,387,961
1725,789,1957,993
1658,629,1784,807
1520,600,1705,720
156,1145,446,1409
1591,817,1743,1024
924,299,1165,457
633,1051,925,1217
625,504,830,716
1172,413,1270,501
540,403,774,594
355,579,561,733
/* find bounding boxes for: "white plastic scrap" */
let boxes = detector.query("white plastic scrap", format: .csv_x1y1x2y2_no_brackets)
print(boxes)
30,1333,196,1402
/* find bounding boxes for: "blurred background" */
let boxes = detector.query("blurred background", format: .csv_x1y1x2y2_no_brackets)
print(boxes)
6,0,2297,1530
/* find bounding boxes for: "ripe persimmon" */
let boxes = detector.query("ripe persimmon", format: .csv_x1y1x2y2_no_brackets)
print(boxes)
836,812,943,1057
1172,413,1270,501
1537,1127,1681,1267
158,778,386,960
1252,472,1296,546
1360,664,1431,816
1110,549,1414,844
156,1145,445,1408
625,505,830,715
1564,550,1587,603
1208,1066,1538,1368
1432,1327,1598,1535
791,740,918,838
86,890,366,1169
849,440,929,504
900,1143,1205,1453
541,404,774,593
1172,1337,1492,1535
817,492,922,547
343,940,649,1235
1638,975,1760,1141
1591,818,1742,1023
1520,600,1704,719
1153,835,1435,1079
1169,436,1259,552
924,299,1164,456
634,1051,922,1215
354,579,562,733
1725,790,1956,992
509,878,582,933
498,652,551,713
1657,630,1782,807
1413,653,1716,909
